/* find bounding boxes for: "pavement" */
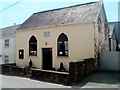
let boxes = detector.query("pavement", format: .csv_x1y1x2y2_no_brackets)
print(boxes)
1,75,71,88
72,71,119,88
0,71,119,89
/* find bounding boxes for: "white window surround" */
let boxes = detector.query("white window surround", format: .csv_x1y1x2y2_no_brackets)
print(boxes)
4,39,10,47
4,55,9,64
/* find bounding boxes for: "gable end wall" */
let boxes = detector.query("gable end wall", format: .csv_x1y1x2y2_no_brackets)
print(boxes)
94,4,109,69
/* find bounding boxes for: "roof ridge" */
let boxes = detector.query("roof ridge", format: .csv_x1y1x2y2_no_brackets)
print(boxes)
33,1,101,14
108,21,120,23
17,1,102,31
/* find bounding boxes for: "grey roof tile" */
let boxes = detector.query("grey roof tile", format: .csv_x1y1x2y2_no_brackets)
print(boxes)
1,24,21,37
17,1,102,31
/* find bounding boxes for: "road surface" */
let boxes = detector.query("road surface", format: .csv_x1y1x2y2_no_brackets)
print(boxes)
0,71,119,88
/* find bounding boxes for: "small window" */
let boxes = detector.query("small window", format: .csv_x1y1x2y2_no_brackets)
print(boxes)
4,55,9,64
4,39,9,47
29,36,37,56
19,50,24,59
57,33,68,56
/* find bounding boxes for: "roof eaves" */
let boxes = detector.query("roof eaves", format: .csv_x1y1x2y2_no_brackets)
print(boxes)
94,0,103,22
16,21,94,32
0,24,21,30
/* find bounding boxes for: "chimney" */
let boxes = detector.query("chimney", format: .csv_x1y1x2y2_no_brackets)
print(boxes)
14,23,16,26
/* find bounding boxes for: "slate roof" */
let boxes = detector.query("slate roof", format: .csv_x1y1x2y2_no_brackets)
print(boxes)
1,24,21,37
17,1,102,31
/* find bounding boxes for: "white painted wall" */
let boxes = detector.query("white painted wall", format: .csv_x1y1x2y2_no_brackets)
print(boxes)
2,36,15,64
0,30,2,64
100,51,120,71
1,24,20,64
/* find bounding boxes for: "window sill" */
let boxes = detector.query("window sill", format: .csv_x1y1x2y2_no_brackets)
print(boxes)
19,58,24,59
57,56,69,58
28,55,37,57
4,46,10,48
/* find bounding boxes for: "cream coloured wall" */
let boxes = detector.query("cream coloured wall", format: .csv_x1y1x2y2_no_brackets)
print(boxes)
16,23,94,70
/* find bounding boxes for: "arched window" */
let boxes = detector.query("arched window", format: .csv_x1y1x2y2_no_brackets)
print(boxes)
57,33,68,56
29,36,37,56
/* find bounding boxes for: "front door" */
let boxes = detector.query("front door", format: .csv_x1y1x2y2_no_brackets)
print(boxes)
42,48,52,70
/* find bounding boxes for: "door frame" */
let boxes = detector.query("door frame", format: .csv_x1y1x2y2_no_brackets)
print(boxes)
42,48,53,70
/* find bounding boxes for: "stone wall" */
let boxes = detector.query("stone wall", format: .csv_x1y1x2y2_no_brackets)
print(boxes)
1,64,25,76
1,58,95,85
31,58,95,85
94,5,110,70
31,69,69,85
69,58,95,85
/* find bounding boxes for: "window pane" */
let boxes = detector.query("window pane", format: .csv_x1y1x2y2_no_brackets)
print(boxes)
4,39,9,47
5,55,9,64
58,41,62,44
59,52,63,55
5,56,8,60
5,39,9,42
5,60,9,64
64,41,68,50
57,33,68,56
29,36,37,56
19,50,24,59
5,43,9,46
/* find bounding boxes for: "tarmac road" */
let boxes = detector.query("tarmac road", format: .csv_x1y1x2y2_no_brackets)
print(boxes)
0,71,119,89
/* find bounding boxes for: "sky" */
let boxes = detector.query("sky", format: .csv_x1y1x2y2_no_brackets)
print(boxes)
0,0,119,28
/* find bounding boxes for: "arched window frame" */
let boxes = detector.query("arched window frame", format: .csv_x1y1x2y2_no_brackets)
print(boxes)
57,33,68,56
29,35,37,56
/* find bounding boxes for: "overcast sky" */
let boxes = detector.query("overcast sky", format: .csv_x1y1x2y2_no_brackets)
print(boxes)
0,0,119,28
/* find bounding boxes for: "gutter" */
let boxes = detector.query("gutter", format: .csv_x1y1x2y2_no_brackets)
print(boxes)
16,21,94,32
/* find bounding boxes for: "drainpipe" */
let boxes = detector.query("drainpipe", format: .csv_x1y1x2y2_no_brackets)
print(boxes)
108,35,111,51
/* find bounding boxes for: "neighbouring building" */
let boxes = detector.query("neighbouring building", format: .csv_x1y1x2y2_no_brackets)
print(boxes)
16,1,109,71
108,24,117,51
99,22,119,71
109,22,120,51
1,24,20,64
0,29,2,64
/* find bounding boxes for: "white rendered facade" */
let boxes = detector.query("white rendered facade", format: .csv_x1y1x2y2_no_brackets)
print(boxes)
1,25,20,64
0,30,2,64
